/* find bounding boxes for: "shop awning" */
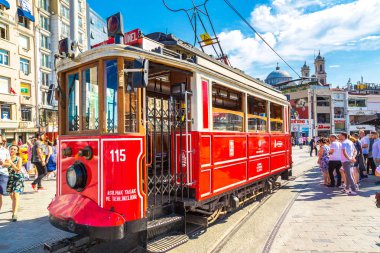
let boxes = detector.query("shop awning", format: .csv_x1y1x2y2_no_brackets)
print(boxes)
0,0,10,9
17,8,35,22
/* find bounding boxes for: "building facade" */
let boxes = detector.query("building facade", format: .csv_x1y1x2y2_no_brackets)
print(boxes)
0,0,38,143
86,5,108,49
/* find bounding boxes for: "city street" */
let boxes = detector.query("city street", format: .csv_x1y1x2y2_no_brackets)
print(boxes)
0,147,378,253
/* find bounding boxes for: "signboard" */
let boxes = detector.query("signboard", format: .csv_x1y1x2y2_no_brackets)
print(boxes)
20,83,30,97
291,119,309,124
200,33,213,45
290,98,308,119
318,124,331,129
334,120,345,124
124,29,141,45
349,125,375,131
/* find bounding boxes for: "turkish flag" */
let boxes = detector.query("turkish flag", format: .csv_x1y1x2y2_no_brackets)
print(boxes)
10,87,17,94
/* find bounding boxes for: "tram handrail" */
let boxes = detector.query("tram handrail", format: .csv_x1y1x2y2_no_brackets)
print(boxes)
146,122,153,167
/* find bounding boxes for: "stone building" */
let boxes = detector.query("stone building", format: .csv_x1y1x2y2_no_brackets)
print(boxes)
0,0,38,143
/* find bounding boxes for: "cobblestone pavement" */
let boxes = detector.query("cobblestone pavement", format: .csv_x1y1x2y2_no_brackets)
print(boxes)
0,179,74,253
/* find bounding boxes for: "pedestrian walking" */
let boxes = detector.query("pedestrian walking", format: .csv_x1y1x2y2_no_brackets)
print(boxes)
359,130,369,178
31,132,47,191
6,145,23,221
339,132,357,195
309,136,318,157
298,136,303,149
0,137,10,212
352,133,366,181
367,131,379,175
372,133,380,168
350,135,361,188
328,134,342,187
46,140,57,179
317,138,330,185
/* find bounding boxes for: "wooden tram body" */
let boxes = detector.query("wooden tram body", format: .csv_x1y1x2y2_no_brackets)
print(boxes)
48,31,292,251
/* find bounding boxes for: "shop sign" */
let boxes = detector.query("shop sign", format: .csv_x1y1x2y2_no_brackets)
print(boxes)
124,29,141,45
349,125,375,131
334,120,345,123
318,124,331,129
291,119,308,124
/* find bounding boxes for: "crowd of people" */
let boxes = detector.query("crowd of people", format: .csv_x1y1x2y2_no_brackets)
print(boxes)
310,130,380,195
0,132,57,221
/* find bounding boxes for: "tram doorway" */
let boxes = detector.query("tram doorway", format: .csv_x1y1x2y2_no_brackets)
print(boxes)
145,65,192,216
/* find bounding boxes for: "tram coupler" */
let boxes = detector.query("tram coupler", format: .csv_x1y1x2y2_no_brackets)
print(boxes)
43,235,89,253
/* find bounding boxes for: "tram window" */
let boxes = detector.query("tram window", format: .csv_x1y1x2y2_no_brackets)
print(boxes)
68,73,79,131
125,90,137,132
247,95,267,132
82,66,99,130
212,84,243,132
104,60,118,133
270,103,284,132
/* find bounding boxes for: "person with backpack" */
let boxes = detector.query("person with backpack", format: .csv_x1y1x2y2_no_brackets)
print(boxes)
31,132,47,191
46,140,57,179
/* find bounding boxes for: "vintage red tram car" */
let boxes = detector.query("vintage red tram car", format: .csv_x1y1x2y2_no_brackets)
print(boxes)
48,15,292,252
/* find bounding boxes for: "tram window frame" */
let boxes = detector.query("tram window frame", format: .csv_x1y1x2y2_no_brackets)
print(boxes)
212,84,244,132
270,103,284,133
66,71,80,133
247,95,268,133
81,64,99,132
104,59,119,134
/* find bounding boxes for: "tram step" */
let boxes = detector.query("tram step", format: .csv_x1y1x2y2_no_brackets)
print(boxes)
147,214,184,240
147,233,189,253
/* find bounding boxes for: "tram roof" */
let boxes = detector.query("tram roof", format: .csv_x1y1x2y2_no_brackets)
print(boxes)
57,38,288,104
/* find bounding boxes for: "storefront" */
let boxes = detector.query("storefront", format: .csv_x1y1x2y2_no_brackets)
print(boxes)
291,119,310,140
334,119,346,133
349,125,375,135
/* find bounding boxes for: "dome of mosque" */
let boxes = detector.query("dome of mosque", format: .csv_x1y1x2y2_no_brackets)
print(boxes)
265,64,292,86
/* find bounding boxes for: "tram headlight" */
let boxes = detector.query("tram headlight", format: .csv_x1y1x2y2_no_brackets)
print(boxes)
66,162,87,192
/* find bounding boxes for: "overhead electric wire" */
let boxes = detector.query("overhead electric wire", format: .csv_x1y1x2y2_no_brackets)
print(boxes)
223,0,301,78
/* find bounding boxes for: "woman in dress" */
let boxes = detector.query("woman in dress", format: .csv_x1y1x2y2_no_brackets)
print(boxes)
317,137,331,185
6,145,23,221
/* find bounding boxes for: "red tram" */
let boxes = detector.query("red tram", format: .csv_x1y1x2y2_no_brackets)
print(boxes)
48,13,292,252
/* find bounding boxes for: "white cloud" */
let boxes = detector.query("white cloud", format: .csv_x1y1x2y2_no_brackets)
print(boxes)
329,65,340,68
218,0,380,73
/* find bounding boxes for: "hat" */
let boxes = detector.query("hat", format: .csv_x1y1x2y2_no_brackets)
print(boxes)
330,134,338,138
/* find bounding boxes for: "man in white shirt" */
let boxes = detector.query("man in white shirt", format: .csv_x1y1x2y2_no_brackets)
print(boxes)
339,132,357,195
328,134,342,187
0,138,10,211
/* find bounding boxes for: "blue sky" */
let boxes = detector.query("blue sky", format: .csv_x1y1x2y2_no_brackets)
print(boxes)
87,0,380,87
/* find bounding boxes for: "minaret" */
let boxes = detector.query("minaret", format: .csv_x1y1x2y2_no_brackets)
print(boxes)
301,61,310,78
314,51,327,85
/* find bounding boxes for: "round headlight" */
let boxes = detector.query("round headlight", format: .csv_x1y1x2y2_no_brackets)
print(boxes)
66,162,87,192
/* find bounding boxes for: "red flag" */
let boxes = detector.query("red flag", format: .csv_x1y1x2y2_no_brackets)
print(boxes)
10,87,17,94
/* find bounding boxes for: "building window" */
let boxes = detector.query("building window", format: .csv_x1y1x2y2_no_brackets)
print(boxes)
317,113,330,124
0,76,10,94
41,53,49,68
19,34,29,50
348,98,366,107
248,95,267,132
40,0,49,11
60,5,69,19
61,22,69,37
0,49,9,65
41,91,47,105
334,107,344,118
0,22,8,40
40,15,49,30
78,32,83,45
21,107,32,121
78,16,83,28
20,58,30,75
319,65,323,72
78,0,83,12
212,84,243,132
1,104,11,120
40,34,49,49
316,96,330,107
41,72,49,86
20,83,31,97
18,16,29,28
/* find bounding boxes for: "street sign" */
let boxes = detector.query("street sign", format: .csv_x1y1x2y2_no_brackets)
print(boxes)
200,33,213,45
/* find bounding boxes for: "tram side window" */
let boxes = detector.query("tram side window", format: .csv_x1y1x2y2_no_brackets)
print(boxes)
212,84,243,132
125,90,137,132
68,73,79,131
82,66,99,130
247,95,267,132
104,60,118,133
270,103,284,132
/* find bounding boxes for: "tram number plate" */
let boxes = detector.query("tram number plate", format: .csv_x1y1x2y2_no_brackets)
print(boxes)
110,149,126,162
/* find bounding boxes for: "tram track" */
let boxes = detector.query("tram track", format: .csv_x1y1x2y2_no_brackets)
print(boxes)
207,158,315,253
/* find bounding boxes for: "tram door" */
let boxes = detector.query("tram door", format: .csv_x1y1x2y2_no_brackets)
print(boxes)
146,83,191,214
